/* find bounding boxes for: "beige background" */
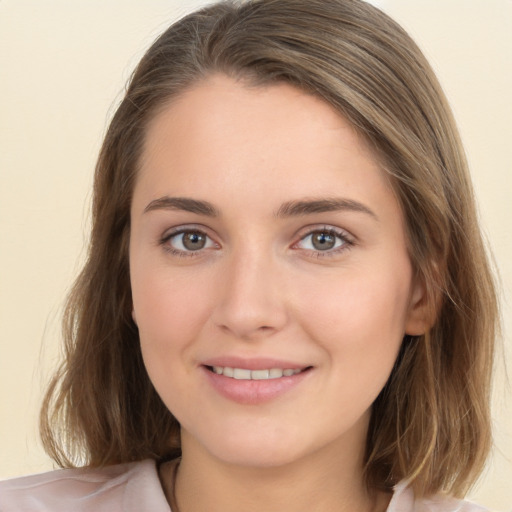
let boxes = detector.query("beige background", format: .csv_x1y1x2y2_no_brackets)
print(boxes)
0,1,510,510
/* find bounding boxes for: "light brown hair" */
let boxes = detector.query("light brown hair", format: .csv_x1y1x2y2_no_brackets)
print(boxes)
40,0,498,498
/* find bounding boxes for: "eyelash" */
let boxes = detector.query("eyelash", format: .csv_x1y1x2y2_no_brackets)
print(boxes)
159,227,217,258
292,226,354,258
159,226,354,259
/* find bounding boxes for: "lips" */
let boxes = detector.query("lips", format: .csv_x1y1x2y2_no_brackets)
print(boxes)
201,357,312,405
202,356,308,371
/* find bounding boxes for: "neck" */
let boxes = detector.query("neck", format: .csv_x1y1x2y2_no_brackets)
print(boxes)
160,428,390,512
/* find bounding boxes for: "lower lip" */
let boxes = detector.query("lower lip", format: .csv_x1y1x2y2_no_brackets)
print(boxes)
202,366,311,405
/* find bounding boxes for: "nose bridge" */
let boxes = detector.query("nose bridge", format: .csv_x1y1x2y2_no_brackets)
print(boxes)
213,241,287,339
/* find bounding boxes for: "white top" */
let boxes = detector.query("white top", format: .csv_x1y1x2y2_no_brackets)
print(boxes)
0,459,489,512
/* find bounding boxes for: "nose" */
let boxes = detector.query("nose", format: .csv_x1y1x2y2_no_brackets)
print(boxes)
211,247,289,341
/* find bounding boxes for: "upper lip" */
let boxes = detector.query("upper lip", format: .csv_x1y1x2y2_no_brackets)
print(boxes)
202,356,310,371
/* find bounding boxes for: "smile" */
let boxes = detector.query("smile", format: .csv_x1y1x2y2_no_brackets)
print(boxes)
202,363,312,404
208,366,304,380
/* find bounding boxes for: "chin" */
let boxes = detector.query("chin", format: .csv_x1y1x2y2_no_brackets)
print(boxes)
186,421,310,469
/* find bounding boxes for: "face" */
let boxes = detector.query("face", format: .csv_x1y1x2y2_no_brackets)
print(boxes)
130,75,426,469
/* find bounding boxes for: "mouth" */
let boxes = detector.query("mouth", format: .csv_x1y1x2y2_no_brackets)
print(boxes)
202,362,313,404
204,365,312,380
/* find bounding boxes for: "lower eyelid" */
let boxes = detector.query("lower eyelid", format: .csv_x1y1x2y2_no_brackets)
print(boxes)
160,228,219,256
159,226,352,257
296,228,351,245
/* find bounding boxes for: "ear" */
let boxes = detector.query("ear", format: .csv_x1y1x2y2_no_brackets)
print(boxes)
404,277,436,336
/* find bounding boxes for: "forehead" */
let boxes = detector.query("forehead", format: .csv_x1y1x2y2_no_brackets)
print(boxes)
134,74,397,219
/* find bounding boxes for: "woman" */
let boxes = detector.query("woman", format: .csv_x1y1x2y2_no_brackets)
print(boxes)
0,0,498,510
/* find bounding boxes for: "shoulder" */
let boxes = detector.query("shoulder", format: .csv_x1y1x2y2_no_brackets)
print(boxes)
0,459,171,512
388,481,490,512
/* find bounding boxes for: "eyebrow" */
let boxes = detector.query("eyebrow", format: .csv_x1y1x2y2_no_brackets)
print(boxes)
143,196,377,220
275,198,378,220
144,197,220,216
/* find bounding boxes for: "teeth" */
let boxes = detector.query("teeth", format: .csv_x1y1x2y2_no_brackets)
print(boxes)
251,369,269,380
233,368,252,380
210,366,303,380
223,367,234,378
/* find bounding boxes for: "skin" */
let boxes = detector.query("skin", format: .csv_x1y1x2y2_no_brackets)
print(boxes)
129,75,428,512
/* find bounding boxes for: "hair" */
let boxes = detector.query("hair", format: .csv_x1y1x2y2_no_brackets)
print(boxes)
40,0,498,500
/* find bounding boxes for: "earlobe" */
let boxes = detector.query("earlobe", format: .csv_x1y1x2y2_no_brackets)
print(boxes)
404,279,437,336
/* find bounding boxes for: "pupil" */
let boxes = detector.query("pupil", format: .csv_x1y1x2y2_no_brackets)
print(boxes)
183,232,205,250
312,232,335,250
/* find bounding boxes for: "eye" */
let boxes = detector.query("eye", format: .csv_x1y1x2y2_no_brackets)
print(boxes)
162,228,216,255
294,228,351,254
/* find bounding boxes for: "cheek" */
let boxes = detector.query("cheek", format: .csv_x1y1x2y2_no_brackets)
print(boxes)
131,268,210,413
132,265,211,344
293,261,412,376
130,265,216,408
